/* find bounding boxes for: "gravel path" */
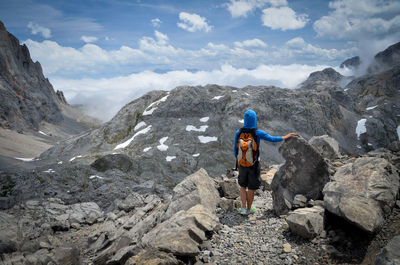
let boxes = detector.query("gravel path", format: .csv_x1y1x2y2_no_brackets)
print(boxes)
198,191,306,265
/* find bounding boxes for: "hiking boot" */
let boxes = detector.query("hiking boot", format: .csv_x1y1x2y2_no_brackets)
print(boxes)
238,208,248,215
248,206,256,214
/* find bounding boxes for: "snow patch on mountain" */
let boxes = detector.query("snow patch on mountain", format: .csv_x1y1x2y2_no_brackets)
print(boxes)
198,136,218,143
186,125,208,132
114,125,152,150
157,137,169,151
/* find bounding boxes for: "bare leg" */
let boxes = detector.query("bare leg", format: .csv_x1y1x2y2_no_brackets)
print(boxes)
240,186,248,209
247,189,255,210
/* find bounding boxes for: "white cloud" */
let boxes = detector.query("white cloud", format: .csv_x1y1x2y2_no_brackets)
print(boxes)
25,33,354,80
81,35,98,43
226,0,288,17
234,38,267,48
154,30,168,45
27,22,51,38
177,12,212,32
51,63,338,122
262,6,309,30
313,0,400,40
283,37,355,60
151,18,162,27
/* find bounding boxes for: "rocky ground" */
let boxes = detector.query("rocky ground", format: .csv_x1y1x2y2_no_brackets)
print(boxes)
201,190,400,265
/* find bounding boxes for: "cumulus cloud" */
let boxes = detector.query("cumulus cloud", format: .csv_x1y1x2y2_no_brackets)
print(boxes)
81,35,98,43
52,63,335,122
226,0,287,17
151,18,162,27
313,0,400,40
177,12,212,32
262,6,309,30
283,37,356,59
25,34,355,79
234,38,267,48
27,22,51,38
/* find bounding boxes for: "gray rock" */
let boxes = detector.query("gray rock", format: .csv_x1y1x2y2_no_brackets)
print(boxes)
0,212,19,253
286,206,324,239
309,135,339,160
53,244,81,265
91,154,133,173
323,157,399,232
292,194,307,208
164,168,220,220
125,248,181,265
218,197,241,212
271,136,330,216
220,178,240,199
375,235,400,265
142,204,219,257
117,192,145,212
261,165,281,191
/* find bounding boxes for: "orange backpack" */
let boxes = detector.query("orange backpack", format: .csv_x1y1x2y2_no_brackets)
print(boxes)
236,128,259,167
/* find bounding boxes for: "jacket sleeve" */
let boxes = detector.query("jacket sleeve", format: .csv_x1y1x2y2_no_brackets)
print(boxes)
234,129,240,157
256,129,283,143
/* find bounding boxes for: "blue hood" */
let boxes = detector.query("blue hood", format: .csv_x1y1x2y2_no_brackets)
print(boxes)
244,110,257,129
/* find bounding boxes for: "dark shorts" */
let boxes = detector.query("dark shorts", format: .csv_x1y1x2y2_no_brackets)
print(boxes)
238,162,261,190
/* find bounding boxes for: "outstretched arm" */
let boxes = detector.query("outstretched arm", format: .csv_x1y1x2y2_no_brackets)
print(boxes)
282,133,297,140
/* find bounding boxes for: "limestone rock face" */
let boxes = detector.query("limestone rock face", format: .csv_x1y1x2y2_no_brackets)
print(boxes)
0,21,63,131
309,135,340,160
323,157,399,233
142,204,219,257
271,136,330,215
286,206,324,239
164,168,220,220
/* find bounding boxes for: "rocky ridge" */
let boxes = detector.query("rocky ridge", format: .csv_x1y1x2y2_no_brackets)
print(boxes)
1,136,399,265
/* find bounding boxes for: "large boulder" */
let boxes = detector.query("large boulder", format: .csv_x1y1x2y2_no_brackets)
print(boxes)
375,235,400,265
323,157,399,233
164,168,220,219
271,136,330,215
286,206,324,239
220,178,240,199
142,204,219,257
91,154,133,172
309,135,339,160
0,212,19,253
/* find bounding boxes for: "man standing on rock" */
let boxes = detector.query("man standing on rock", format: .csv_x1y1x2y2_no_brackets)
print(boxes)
234,109,296,215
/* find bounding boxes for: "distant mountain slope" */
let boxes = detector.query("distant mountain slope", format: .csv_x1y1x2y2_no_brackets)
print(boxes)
39,42,400,183
0,21,99,134
0,21,100,159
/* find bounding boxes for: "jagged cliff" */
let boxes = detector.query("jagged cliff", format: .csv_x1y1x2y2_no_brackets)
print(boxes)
0,21,65,131
0,21,99,135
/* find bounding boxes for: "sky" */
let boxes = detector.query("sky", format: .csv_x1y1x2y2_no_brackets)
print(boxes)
1,0,399,122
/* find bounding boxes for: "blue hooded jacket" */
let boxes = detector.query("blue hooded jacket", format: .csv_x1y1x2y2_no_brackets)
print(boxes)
234,110,282,157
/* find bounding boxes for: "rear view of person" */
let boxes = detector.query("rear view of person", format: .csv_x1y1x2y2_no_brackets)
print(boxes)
234,109,296,215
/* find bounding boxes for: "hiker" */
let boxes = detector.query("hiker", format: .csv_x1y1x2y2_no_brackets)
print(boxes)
234,109,296,215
